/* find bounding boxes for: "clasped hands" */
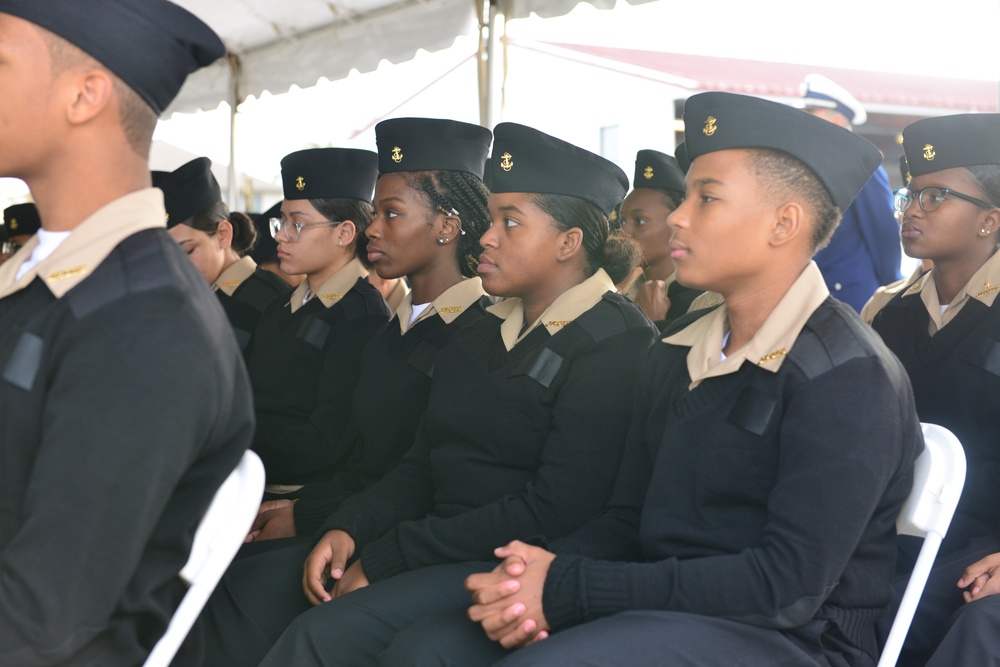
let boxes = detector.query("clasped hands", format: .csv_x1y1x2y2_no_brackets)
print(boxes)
465,540,556,649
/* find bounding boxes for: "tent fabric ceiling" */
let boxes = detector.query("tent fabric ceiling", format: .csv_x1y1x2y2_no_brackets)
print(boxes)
167,0,656,114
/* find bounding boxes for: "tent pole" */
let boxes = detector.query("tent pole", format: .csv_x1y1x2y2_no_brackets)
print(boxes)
226,53,241,211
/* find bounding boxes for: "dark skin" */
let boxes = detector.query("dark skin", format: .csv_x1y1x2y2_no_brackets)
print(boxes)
465,148,821,646
244,172,469,544
898,166,1000,304
299,191,591,605
621,187,680,321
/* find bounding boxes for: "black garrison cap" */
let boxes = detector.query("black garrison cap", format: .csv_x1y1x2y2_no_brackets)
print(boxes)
280,148,378,202
152,157,222,228
0,0,225,115
633,149,686,193
375,117,492,177
488,122,628,216
902,114,1000,178
681,92,882,210
1,202,40,241
251,202,281,264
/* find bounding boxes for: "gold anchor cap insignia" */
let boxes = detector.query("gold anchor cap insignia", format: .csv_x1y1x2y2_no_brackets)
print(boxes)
500,152,513,172
923,144,935,161
295,176,306,191
391,146,403,163
643,166,654,180
703,116,718,136
9,218,17,230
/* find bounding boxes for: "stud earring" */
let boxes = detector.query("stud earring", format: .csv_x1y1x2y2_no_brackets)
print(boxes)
437,238,446,245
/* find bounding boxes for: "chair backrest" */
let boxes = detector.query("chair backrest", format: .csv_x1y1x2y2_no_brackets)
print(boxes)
143,449,265,667
877,423,966,667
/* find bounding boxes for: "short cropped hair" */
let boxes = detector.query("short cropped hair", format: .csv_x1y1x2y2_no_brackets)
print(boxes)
747,148,842,253
41,28,157,158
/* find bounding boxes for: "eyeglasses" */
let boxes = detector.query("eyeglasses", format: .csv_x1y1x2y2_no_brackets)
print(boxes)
892,186,996,215
269,217,341,241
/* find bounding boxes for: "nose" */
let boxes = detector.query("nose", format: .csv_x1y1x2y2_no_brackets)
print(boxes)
667,200,689,230
480,221,499,249
366,215,383,240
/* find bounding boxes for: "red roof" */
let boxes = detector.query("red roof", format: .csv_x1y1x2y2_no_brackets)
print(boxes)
543,42,999,113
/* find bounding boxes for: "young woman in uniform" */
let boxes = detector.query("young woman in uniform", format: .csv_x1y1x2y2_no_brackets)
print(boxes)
154,157,290,352
620,149,701,329
243,122,655,667
246,148,390,487
864,114,1000,666
243,117,494,544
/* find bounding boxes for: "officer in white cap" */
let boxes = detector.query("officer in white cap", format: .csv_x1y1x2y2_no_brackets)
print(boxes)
801,73,902,313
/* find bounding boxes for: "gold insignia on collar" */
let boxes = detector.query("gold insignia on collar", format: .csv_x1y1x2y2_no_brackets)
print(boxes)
220,281,240,288
319,292,343,300
9,218,18,230
546,320,571,327
500,152,514,172
295,176,306,191
976,282,1000,298
907,282,921,293
923,144,936,161
643,166,654,180
439,306,463,314
391,146,403,164
703,116,718,136
758,348,788,364
48,265,89,281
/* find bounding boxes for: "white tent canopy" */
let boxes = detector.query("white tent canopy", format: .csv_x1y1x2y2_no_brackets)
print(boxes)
167,0,653,115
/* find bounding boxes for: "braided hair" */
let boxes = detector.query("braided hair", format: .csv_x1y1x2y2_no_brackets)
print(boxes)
401,170,490,277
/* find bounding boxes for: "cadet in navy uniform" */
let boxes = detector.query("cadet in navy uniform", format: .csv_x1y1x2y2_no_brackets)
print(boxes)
865,114,1000,666
195,118,496,667
0,2,254,665
247,148,390,487
251,123,656,666
155,157,291,353
802,74,902,312
620,149,702,329
245,117,494,543
252,201,304,287
437,92,922,667
0,203,40,266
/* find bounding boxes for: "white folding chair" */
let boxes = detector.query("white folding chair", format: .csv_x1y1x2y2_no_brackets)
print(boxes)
143,449,265,667
877,423,966,667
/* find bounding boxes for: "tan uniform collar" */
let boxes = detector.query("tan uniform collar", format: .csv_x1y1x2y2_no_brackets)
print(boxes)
385,278,411,315
0,189,166,300
397,277,486,334
664,261,829,389
903,249,1000,333
288,257,368,314
488,269,615,351
213,255,258,296
860,266,927,324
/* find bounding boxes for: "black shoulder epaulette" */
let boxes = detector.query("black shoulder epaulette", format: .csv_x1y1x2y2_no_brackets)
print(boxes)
787,300,873,381
338,278,392,322
231,270,289,313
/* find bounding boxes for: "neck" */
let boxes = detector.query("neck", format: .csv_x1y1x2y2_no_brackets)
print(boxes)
307,252,354,294
643,256,675,282
218,249,242,279
27,143,149,233
407,261,464,305
720,260,807,354
521,267,588,327
932,244,997,304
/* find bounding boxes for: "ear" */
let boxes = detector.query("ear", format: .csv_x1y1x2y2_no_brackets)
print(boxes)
769,201,805,248
63,68,115,126
556,227,584,263
979,208,1000,237
336,220,357,247
435,212,463,244
215,219,234,250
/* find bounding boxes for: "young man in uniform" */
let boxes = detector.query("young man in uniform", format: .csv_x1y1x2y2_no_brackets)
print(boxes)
450,92,923,667
0,2,254,665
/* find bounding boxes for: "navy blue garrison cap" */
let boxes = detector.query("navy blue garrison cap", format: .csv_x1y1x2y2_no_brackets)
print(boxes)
280,148,379,202
0,0,225,115
902,113,1000,178
488,123,628,217
375,118,492,178
1,202,40,241
152,157,222,228
681,92,882,210
633,149,686,194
